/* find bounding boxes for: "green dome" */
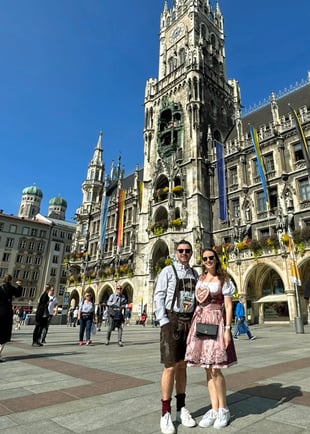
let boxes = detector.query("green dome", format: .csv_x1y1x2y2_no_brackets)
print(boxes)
49,196,67,208
22,185,43,198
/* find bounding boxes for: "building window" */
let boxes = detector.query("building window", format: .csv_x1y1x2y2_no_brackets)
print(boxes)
268,187,278,210
34,256,42,265
40,230,47,237
293,143,304,162
0,268,7,277
37,242,44,252
52,229,58,236
50,268,57,276
23,270,29,279
231,198,240,218
259,228,269,238
252,158,260,181
28,241,35,251
31,228,37,236
2,253,10,262
257,191,267,213
19,240,27,249
264,152,275,173
29,287,36,298
298,177,310,201
16,254,23,263
13,270,20,279
25,256,32,264
60,231,65,239
229,167,238,186
293,141,310,162
5,238,14,248
22,227,29,235
67,233,73,240
55,243,60,251
0,223,4,232
9,224,17,234
32,271,39,280
52,255,58,264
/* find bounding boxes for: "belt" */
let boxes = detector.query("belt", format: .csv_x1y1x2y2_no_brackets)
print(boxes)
167,311,192,319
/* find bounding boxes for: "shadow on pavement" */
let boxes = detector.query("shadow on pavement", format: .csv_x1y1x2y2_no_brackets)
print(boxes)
192,382,302,421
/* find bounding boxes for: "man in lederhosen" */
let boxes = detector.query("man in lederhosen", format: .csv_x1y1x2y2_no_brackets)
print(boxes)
154,240,198,434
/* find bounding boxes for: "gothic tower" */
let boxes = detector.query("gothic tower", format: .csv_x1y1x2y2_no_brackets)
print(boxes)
74,132,104,256
138,0,241,273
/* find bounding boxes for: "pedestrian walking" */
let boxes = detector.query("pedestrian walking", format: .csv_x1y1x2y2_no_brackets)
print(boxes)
32,284,52,347
185,247,237,429
0,275,23,361
233,296,256,340
105,285,126,347
13,310,21,330
72,306,79,327
41,287,58,343
78,293,95,345
154,239,198,434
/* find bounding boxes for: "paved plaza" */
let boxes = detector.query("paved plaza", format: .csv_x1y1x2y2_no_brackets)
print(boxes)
0,322,309,433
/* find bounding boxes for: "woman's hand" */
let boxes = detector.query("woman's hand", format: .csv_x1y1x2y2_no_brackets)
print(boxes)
224,328,232,348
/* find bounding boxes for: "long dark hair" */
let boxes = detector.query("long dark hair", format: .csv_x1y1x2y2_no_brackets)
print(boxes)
202,247,229,285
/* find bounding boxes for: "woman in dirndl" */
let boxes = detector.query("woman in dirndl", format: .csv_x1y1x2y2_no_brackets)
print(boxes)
185,247,237,429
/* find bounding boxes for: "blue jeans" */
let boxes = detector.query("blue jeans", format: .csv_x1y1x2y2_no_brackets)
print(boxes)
79,316,93,341
233,317,253,339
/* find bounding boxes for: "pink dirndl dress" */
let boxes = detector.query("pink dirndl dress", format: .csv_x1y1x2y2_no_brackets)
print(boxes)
185,280,237,369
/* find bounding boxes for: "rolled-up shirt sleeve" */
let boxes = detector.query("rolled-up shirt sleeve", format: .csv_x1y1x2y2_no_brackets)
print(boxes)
154,267,171,327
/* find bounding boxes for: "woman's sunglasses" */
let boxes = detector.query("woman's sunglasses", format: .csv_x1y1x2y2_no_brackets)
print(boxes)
203,255,215,262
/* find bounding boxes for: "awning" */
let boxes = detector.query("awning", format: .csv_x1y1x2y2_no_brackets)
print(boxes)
254,294,288,303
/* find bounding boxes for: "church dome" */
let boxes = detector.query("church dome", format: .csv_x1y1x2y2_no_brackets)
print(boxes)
22,185,43,198
49,196,67,208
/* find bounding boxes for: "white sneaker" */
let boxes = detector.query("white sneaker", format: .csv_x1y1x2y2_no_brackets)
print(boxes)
160,412,176,434
198,409,217,428
214,407,230,429
176,407,196,427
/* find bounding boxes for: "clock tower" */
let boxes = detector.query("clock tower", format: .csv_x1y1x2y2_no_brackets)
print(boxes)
137,0,241,279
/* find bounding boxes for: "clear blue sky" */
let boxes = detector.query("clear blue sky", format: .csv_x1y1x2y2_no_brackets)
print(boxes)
1,0,310,222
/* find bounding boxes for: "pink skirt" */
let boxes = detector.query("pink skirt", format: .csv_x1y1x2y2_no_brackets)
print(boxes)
185,304,237,369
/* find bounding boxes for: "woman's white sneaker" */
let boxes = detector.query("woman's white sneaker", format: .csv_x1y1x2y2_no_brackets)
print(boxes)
198,409,217,427
214,407,230,429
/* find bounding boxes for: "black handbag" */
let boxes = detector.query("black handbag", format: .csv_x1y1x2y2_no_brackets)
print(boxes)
196,323,219,338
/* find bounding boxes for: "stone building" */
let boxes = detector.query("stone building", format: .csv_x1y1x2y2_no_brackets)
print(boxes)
67,0,310,325
0,185,75,311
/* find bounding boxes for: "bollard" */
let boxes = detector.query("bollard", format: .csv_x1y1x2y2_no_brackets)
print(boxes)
295,316,304,334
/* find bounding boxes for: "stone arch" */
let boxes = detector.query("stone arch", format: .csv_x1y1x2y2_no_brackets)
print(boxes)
152,239,170,277
68,289,80,308
98,284,114,306
120,280,134,305
242,262,288,323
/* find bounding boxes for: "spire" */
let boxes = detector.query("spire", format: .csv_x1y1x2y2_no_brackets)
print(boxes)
91,130,103,166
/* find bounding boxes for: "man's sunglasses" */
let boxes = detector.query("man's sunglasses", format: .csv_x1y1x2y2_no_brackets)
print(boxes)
177,249,192,254
203,255,215,262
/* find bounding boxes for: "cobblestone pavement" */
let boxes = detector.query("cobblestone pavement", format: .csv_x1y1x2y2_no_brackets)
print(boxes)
0,323,309,433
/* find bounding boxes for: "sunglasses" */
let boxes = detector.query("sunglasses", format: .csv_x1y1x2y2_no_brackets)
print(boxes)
177,249,192,254
203,255,215,262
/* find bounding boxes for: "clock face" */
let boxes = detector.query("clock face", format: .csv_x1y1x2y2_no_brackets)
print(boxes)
170,24,183,42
